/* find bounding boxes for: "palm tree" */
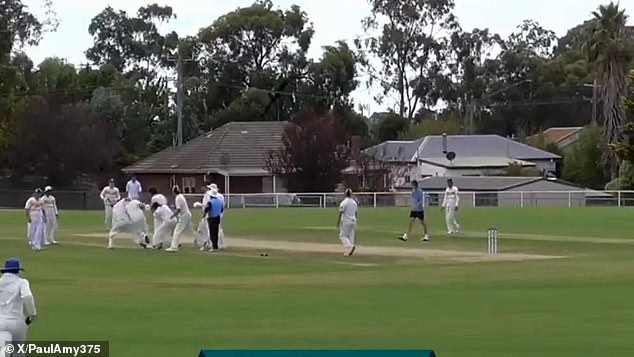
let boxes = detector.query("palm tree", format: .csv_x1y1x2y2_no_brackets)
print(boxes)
583,2,633,179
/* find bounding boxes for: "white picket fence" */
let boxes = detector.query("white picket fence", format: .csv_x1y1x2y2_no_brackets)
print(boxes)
183,190,634,209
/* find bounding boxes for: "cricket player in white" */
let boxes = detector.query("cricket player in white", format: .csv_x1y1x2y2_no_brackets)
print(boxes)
150,202,177,250
166,186,195,252
193,186,210,248
148,187,168,238
337,189,358,256
24,189,45,251
442,178,461,234
125,176,142,200
41,186,59,245
0,258,37,352
208,183,226,249
100,179,120,228
108,199,150,249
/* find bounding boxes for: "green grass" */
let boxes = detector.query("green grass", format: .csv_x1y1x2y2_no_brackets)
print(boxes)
2,207,634,356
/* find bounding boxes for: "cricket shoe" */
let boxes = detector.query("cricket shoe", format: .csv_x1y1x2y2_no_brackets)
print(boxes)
421,235,430,242
154,242,163,250
199,241,210,251
398,234,408,241
166,247,178,253
344,246,356,257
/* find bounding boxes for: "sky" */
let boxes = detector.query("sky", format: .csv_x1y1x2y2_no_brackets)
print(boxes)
21,0,634,114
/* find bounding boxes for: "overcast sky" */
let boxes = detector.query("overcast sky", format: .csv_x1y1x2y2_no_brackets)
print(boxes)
22,0,634,113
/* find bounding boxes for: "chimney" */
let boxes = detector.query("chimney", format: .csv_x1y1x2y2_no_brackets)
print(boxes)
351,135,362,161
442,133,447,154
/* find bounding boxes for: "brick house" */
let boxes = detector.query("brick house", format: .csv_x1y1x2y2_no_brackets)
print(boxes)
122,121,288,194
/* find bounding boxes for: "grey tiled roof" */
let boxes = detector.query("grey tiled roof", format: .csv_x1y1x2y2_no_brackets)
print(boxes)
418,176,543,191
123,121,287,175
417,135,561,160
364,139,424,162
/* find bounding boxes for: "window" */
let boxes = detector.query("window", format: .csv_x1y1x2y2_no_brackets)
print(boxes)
182,177,196,194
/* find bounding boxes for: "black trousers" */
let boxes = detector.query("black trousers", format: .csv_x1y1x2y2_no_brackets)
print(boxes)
207,216,221,250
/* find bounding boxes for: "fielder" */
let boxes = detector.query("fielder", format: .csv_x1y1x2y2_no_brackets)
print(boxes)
193,186,210,248
125,176,142,200
148,187,168,238
0,258,37,352
336,189,358,256
41,186,59,245
107,199,150,250
24,189,45,251
150,202,177,250
166,185,196,252
100,179,121,229
399,180,429,242
442,178,461,234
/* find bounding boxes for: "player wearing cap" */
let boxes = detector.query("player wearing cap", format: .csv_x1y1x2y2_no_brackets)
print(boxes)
166,185,195,252
208,183,226,249
41,186,59,245
0,258,37,349
148,187,168,239
337,188,358,256
100,179,121,229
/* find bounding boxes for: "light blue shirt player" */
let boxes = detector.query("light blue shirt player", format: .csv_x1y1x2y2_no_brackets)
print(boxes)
400,180,429,242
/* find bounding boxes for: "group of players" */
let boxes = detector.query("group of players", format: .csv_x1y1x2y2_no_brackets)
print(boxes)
24,186,59,250
99,177,227,252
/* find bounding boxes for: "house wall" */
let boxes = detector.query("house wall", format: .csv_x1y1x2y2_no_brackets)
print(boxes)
417,163,511,178
558,131,582,151
530,159,557,174
500,180,586,207
134,173,283,195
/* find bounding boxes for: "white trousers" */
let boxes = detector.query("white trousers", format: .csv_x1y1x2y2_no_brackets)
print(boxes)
104,205,113,228
339,221,356,248
152,219,176,247
43,208,57,243
0,318,27,356
28,214,44,249
445,206,460,233
169,213,195,249
196,217,209,246
109,212,148,244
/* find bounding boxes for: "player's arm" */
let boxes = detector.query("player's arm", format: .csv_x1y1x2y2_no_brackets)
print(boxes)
336,202,344,227
100,187,107,201
21,279,37,324
171,199,181,219
53,197,59,216
24,200,31,223
454,187,460,210
441,189,447,209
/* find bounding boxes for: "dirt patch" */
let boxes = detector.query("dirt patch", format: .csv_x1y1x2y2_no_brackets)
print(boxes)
76,233,565,262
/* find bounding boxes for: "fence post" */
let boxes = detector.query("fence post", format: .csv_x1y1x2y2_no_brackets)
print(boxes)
520,191,524,208
241,196,245,209
275,193,279,209
568,192,572,208
472,192,476,208
618,191,622,207
323,193,327,208
373,193,377,208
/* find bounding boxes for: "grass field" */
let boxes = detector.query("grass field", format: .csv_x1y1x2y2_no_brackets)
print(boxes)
2,207,634,356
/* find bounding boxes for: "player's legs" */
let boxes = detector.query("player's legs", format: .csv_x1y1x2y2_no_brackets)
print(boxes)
26,222,30,245
218,221,226,249
29,216,43,250
104,205,113,228
418,213,429,241
168,215,191,251
338,223,353,248
196,218,210,249
400,213,417,241
451,208,461,233
44,210,58,244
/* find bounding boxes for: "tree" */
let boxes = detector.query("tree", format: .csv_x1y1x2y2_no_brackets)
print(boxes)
376,112,408,141
562,123,608,189
355,0,459,120
399,113,462,140
266,109,351,192
504,162,541,177
582,2,633,179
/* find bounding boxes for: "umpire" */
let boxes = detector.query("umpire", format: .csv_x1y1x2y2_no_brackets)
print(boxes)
204,189,224,252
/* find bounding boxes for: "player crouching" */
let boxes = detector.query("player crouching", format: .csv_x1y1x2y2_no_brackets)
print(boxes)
107,198,151,249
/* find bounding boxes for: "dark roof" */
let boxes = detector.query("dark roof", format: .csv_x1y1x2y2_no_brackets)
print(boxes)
123,121,287,176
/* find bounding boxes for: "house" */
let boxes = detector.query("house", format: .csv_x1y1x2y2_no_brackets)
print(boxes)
363,134,561,190
122,121,288,195
527,127,584,151
416,176,608,207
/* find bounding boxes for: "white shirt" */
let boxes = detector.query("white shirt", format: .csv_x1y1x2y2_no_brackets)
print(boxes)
151,194,168,206
442,185,460,208
126,180,142,199
112,199,145,223
41,195,58,215
100,186,120,205
154,205,174,223
174,194,191,217
0,273,37,320
24,197,43,216
339,197,358,224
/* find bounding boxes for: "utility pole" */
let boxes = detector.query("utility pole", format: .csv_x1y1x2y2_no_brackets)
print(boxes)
167,47,194,146
592,79,598,125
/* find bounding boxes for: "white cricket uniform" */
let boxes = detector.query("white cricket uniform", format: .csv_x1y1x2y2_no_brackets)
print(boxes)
41,194,58,244
195,191,211,246
169,194,195,249
108,199,149,248
126,180,142,200
100,186,121,228
151,194,168,234
0,273,37,348
152,205,176,247
216,192,226,249
338,197,358,249
24,197,44,249
442,185,461,234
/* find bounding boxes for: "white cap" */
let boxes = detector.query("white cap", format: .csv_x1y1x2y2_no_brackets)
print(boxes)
44,186,52,192
208,183,218,190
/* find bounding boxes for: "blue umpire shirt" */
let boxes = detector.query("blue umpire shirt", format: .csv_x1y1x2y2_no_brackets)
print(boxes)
207,197,224,218
412,188,425,212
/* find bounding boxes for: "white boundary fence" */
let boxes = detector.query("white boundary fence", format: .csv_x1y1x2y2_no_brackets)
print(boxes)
183,190,634,209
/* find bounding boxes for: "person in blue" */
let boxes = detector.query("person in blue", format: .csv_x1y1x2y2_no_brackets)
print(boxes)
399,180,429,242
204,189,224,252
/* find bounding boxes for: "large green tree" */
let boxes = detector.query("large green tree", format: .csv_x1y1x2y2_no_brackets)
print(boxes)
582,2,633,179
